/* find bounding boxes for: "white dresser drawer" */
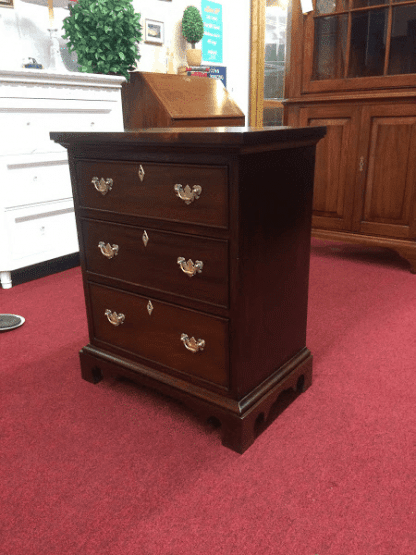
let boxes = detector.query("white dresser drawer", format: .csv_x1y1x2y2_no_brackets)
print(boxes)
4,154,72,208
0,99,120,155
0,70,124,288
5,200,79,264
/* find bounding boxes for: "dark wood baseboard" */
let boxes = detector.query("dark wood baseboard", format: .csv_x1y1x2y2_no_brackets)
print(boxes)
312,229,416,273
11,252,80,286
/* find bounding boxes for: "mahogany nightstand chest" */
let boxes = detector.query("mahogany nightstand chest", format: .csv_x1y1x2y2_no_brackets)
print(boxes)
51,126,326,453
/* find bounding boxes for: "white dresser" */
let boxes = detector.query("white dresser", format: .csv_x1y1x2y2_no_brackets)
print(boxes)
0,69,125,289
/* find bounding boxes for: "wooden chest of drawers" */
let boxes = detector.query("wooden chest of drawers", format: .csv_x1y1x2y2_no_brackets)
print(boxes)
51,126,326,453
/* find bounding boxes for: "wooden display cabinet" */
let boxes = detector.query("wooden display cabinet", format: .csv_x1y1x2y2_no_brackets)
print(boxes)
121,72,245,129
285,0,416,271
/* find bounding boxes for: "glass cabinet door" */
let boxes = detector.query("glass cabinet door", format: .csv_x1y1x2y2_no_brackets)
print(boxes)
263,0,288,126
313,0,349,80
304,0,416,92
388,3,416,74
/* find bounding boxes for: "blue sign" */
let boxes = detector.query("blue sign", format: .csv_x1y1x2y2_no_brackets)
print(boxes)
209,66,226,88
201,0,223,64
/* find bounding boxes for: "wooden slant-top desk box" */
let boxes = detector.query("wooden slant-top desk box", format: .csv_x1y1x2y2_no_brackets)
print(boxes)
51,126,326,453
121,72,245,129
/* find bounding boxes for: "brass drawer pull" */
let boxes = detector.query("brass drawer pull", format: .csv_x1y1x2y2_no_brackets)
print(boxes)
177,257,203,277
174,184,202,205
98,242,119,259
92,177,113,195
105,309,125,326
180,333,205,353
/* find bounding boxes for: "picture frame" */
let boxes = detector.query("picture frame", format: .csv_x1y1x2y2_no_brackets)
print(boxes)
0,0,14,8
145,19,164,46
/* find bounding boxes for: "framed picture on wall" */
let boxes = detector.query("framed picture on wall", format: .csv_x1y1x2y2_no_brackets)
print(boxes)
145,19,164,45
0,0,14,7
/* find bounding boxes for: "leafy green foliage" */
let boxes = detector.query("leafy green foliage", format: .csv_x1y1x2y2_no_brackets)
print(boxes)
62,0,142,80
181,6,204,48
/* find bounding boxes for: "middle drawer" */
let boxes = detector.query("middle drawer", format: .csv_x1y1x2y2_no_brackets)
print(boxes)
81,219,229,308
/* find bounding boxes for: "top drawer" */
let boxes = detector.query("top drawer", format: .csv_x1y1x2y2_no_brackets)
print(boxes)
1,99,121,156
75,160,228,229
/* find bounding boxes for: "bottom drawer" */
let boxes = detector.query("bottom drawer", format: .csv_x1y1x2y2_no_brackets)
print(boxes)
88,283,229,388
6,201,78,264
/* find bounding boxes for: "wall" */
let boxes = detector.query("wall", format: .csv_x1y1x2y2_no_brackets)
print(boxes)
133,0,251,115
0,0,250,119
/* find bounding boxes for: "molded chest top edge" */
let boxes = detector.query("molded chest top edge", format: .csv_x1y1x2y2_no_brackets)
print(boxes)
50,126,327,150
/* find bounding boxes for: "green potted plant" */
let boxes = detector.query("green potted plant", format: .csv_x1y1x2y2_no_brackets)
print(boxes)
181,5,204,67
62,0,142,80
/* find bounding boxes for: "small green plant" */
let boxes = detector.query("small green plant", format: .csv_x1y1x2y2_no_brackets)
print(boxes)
62,0,142,80
181,6,204,49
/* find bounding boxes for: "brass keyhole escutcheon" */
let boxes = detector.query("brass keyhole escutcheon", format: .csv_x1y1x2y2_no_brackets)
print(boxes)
147,300,154,316
138,165,145,182
142,230,149,247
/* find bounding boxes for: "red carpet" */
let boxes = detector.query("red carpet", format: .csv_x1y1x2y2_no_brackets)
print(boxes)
1,239,415,554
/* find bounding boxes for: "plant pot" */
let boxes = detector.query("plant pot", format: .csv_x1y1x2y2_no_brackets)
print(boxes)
186,48,202,67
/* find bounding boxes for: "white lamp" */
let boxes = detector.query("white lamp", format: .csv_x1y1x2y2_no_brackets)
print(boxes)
20,0,70,72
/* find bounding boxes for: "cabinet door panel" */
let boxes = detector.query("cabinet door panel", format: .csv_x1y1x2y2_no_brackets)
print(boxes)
299,106,359,230
357,110,416,238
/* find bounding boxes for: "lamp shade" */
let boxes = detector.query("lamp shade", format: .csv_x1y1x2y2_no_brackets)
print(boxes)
19,0,73,26
19,0,72,6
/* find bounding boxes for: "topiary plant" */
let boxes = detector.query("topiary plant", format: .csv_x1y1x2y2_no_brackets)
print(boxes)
62,0,142,80
181,5,204,49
